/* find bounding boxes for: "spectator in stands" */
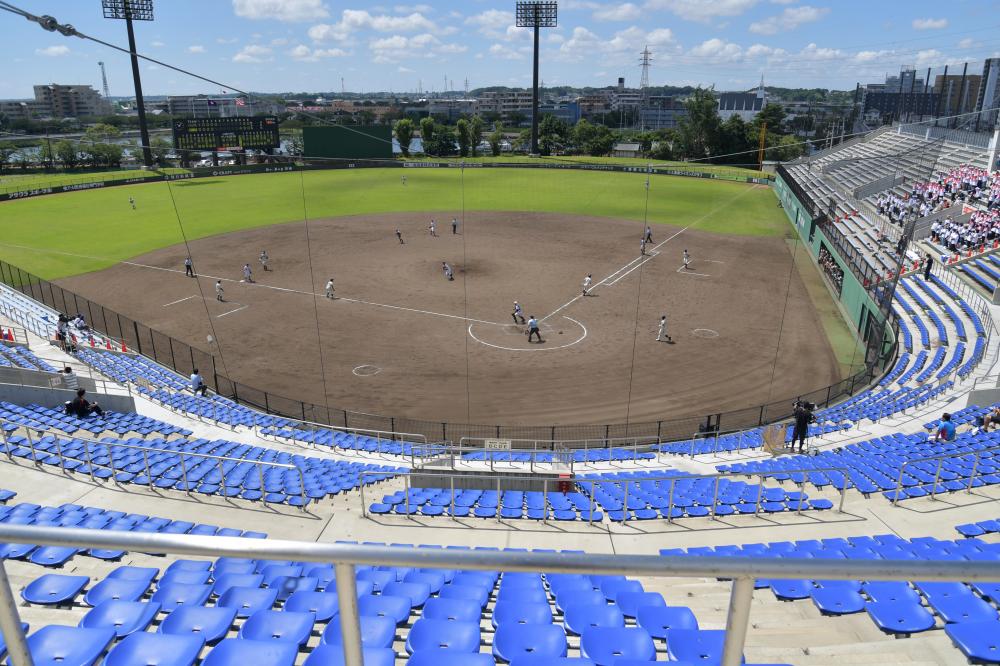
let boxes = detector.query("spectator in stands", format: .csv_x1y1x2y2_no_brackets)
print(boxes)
935,413,956,443
68,388,103,418
191,369,208,397
923,253,933,281
791,400,814,453
55,315,69,351
979,406,1000,433
61,367,78,391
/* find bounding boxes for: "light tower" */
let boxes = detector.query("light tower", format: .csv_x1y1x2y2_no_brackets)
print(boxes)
98,61,111,100
101,0,155,168
515,1,558,155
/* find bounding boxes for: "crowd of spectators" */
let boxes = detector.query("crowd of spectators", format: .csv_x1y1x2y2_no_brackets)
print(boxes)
818,246,845,294
875,165,999,225
931,209,1000,253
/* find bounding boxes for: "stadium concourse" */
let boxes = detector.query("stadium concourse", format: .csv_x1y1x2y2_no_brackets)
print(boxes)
1,242,1000,665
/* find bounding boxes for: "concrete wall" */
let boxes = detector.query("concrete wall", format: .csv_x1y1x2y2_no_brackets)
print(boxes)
0,365,98,392
0,382,135,413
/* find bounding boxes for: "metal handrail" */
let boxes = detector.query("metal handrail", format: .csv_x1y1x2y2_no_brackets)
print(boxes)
0,423,309,508
2,525,1000,666
254,413,430,458
890,441,1000,506
359,464,851,524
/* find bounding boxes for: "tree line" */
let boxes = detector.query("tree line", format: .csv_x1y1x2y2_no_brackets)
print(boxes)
392,87,805,163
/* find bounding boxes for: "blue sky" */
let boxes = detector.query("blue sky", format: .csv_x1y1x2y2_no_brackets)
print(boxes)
2,0,999,98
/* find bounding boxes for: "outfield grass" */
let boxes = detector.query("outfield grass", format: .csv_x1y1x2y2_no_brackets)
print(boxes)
0,168,188,195
0,167,787,279
400,155,768,178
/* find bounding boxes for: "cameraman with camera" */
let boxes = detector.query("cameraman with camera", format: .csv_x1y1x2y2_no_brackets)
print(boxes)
792,399,815,453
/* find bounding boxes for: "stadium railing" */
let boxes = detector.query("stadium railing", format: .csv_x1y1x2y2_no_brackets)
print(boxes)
3,524,999,666
359,466,851,524
890,442,1000,506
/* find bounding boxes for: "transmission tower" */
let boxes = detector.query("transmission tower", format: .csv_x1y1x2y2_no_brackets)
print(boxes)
98,61,111,100
639,46,652,94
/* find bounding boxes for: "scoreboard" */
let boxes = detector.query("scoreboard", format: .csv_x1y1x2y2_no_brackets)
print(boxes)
172,117,280,152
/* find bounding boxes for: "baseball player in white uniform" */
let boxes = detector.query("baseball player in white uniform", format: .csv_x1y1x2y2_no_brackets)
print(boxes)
683,249,691,270
512,301,526,325
325,278,335,299
259,250,270,271
215,281,225,302
657,315,671,342
242,263,253,283
442,262,454,281
429,219,437,237
582,274,593,296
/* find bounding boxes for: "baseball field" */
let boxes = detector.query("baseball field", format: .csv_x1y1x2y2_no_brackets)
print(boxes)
0,166,861,429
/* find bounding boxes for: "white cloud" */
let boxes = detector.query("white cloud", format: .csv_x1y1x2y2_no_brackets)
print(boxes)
187,45,206,53
798,42,842,60
557,26,604,61
854,49,890,63
35,45,70,57
270,37,289,46
749,5,828,34
912,17,948,30
746,43,786,58
232,0,329,22
393,4,432,13
232,44,272,63
150,40,165,48
689,37,744,61
369,33,465,63
398,66,414,72
216,37,239,44
489,43,525,60
309,9,437,44
593,3,642,21
288,44,347,61
465,10,516,39
958,38,974,49
644,0,758,22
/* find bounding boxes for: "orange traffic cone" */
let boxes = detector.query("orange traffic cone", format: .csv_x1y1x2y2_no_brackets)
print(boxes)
121,341,128,353
105,340,112,350
89,337,95,347
4,329,11,341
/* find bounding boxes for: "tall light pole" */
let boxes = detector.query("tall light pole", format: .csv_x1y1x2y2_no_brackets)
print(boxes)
102,0,154,168
515,1,557,156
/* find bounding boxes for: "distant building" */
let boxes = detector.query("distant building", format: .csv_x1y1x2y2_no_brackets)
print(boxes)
476,91,533,121
166,95,282,118
976,58,1000,130
538,101,581,125
639,96,687,130
32,84,111,118
427,98,477,122
718,78,767,122
611,142,642,158
0,84,111,120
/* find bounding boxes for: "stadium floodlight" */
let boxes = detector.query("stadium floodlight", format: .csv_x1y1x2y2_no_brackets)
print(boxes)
102,0,155,168
515,1,558,156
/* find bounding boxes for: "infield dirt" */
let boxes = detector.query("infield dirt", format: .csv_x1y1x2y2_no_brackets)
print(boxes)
58,210,841,429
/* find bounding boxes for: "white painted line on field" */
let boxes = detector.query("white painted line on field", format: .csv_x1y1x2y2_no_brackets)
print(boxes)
468,315,587,352
216,304,248,318
676,266,711,277
700,259,726,264
162,295,197,307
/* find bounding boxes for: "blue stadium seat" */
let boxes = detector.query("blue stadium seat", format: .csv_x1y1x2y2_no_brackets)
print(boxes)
667,629,732,663
407,652,496,666
405,618,481,654
83,577,151,607
303,645,397,666
945,619,1000,663
239,610,315,646
216,586,278,618
422,597,481,622
563,603,625,635
615,591,666,618
202,638,298,666
21,573,88,605
152,582,212,613
492,601,552,627
321,615,396,649
79,600,161,638
285,591,340,622
358,594,412,625
104,632,205,666
158,605,238,645
636,605,699,638
866,601,937,635
811,588,865,615
21,625,115,666
493,624,567,662
580,627,655,666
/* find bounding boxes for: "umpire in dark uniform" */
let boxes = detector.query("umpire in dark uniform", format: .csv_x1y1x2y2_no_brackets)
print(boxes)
791,399,814,453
